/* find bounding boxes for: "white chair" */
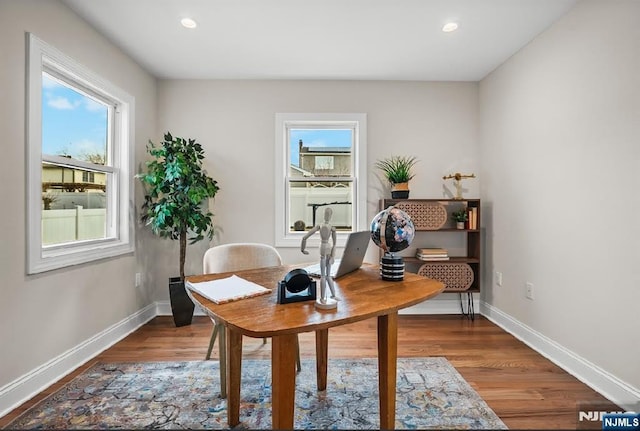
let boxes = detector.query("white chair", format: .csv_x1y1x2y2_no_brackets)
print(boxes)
201,243,301,398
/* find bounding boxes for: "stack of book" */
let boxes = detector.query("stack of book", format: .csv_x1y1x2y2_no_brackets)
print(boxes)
415,248,449,261
467,207,478,230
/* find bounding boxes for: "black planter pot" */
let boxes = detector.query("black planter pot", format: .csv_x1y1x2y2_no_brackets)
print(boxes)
391,190,410,199
390,182,410,199
169,277,195,327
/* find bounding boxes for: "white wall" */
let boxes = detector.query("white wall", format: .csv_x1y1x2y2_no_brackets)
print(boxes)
156,79,479,292
479,0,640,395
8,0,638,419
0,0,157,411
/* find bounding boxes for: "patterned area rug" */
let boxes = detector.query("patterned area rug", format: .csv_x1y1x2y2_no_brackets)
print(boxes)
6,357,507,430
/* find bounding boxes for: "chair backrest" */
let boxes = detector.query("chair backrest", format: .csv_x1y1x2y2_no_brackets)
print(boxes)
203,243,283,274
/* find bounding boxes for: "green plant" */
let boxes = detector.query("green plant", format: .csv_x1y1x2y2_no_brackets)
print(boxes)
42,192,58,210
138,132,220,281
375,155,418,184
451,209,468,223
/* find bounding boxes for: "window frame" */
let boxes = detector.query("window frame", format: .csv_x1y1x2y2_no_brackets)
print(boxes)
274,113,367,248
26,33,135,274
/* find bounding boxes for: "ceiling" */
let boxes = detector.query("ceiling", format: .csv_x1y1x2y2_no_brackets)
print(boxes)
62,0,578,81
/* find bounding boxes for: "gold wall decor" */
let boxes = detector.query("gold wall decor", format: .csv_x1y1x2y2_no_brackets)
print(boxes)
442,172,476,200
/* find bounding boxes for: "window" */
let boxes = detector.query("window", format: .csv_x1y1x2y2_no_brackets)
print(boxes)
26,34,134,274
314,156,334,171
275,113,367,247
81,171,95,183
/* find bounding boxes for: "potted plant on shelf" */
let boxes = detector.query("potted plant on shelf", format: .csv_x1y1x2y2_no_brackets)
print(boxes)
138,132,219,327
375,155,418,199
451,208,468,229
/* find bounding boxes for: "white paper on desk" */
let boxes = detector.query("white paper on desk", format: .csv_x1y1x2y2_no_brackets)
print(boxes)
186,275,270,304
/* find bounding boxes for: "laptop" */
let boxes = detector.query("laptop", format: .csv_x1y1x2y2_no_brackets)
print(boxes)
303,231,370,279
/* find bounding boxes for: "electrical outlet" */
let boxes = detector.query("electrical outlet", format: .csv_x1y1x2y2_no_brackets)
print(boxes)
135,272,142,288
525,282,534,300
495,271,503,286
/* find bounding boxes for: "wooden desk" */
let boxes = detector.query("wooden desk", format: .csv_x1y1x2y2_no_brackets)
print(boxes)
186,263,444,429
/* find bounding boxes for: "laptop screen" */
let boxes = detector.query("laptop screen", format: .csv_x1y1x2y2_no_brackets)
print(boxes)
303,231,370,278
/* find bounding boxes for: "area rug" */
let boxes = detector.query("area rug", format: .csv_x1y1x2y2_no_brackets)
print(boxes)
5,357,507,430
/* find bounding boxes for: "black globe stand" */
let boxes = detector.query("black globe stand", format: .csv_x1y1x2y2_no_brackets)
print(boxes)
380,252,405,281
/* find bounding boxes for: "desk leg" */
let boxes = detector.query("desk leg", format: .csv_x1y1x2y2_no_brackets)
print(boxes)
378,312,398,430
315,329,328,391
226,328,242,427
272,333,298,429
219,325,226,399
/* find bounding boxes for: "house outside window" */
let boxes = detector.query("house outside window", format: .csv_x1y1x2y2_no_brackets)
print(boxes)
26,34,134,274
275,113,367,247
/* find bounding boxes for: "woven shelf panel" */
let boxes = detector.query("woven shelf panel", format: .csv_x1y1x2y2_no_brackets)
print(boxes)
418,262,474,291
395,201,447,230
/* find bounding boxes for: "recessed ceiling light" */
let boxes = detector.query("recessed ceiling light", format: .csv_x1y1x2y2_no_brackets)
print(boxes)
181,18,197,29
442,22,459,33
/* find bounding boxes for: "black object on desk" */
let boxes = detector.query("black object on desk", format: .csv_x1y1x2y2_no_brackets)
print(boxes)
277,269,317,304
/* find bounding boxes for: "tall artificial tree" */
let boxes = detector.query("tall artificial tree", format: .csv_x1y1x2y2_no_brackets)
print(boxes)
138,132,219,281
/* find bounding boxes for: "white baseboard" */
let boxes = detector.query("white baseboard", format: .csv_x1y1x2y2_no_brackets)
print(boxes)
155,301,206,317
400,294,479,315
480,301,640,411
156,297,478,316
0,303,157,418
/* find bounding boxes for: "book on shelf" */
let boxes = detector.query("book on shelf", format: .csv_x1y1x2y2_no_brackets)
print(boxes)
416,247,449,261
416,255,450,261
466,207,478,230
415,247,448,255
472,207,478,229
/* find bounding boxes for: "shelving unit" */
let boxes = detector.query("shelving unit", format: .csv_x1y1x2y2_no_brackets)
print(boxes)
379,198,481,319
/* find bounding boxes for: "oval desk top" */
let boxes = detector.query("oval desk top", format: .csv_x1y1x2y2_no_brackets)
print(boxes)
186,263,444,338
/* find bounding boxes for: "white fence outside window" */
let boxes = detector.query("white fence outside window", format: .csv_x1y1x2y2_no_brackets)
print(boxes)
289,187,352,230
42,207,106,245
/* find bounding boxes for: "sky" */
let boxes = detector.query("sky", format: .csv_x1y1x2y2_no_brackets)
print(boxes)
41,72,108,162
290,129,352,167
41,73,352,168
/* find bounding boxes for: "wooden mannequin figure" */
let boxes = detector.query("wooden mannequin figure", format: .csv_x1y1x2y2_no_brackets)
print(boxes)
301,207,338,309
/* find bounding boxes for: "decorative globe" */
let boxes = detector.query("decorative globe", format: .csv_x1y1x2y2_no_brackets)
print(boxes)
370,206,415,253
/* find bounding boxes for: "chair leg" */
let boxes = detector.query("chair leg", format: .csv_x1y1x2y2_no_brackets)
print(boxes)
205,323,227,398
263,337,267,345
296,335,302,372
205,324,219,360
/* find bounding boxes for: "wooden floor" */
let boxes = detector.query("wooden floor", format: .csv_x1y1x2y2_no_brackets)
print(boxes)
0,315,618,429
